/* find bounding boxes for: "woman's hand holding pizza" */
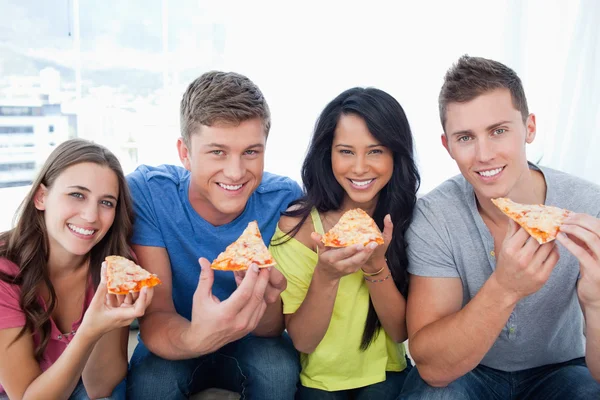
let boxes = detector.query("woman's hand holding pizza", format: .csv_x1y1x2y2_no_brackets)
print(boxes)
80,263,154,340
312,232,378,282
557,213,600,309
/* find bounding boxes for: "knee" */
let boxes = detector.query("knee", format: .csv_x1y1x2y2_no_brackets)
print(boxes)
399,367,469,400
127,344,192,397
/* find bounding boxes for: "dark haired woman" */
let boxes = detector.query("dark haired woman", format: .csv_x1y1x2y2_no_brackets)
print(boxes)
271,88,419,399
0,139,154,399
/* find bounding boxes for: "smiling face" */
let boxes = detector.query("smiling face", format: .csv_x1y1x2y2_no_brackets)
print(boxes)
331,114,394,212
34,162,119,261
442,88,536,200
177,118,266,226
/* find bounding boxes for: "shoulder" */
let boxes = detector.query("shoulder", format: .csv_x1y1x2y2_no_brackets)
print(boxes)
127,164,189,189
542,166,600,215
0,257,19,275
277,207,315,249
256,172,302,197
415,174,470,216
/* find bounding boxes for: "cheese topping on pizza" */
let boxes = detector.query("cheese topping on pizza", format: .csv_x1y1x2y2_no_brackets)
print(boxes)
211,221,277,271
321,208,384,247
491,197,572,244
105,255,161,295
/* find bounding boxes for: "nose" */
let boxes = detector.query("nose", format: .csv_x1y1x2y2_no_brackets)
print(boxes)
223,157,245,182
80,202,98,223
352,155,369,175
475,138,495,163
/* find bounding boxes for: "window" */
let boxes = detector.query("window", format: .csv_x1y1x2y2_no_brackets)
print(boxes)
0,126,34,134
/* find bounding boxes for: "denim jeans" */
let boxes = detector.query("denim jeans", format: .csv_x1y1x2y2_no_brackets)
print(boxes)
0,379,125,400
297,360,413,400
127,333,300,399
399,357,600,399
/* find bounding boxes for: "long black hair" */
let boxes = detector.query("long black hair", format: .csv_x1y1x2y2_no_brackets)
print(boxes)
278,87,420,350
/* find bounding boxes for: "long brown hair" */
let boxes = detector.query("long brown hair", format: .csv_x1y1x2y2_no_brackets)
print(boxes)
0,138,134,360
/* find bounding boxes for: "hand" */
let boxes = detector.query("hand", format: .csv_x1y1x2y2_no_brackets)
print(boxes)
312,232,378,282
186,258,270,354
362,214,393,274
557,213,600,309
79,263,154,340
234,267,287,304
492,220,560,302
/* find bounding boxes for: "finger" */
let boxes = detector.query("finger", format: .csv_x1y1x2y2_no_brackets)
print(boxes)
325,244,363,263
382,214,393,243
222,263,261,313
123,293,134,306
100,262,107,284
538,245,560,280
563,213,600,235
131,287,149,317
248,300,268,331
232,268,270,323
529,241,557,270
560,224,599,260
93,275,108,305
196,257,214,299
519,235,542,261
339,246,377,271
233,270,246,287
505,226,532,252
117,294,126,305
269,268,287,292
130,291,140,303
557,232,596,266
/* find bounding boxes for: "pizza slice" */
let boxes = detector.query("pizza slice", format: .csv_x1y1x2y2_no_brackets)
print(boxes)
211,221,277,271
491,197,572,244
105,255,162,295
321,208,384,247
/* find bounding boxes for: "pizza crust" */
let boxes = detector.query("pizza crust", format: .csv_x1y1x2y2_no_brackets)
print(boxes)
105,255,161,295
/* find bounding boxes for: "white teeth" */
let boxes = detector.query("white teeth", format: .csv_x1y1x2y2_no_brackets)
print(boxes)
350,179,374,187
218,183,243,191
478,167,503,177
68,224,95,236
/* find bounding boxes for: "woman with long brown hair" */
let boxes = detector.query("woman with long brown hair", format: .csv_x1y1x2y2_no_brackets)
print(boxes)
0,139,154,400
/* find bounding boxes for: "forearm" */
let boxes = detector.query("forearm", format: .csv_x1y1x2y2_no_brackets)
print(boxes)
253,298,284,337
140,311,208,360
22,331,99,400
287,268,340,354
366,265,408,342
410,275,517,387
81,328,128,398
584,305,600,382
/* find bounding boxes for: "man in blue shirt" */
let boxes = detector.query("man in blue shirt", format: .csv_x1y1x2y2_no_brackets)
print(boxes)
126,71,303,399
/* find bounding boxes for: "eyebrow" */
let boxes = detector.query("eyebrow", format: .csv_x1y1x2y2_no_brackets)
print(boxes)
68,185,118,201
449,120,512,137
334,144,384,148
205,143,265,150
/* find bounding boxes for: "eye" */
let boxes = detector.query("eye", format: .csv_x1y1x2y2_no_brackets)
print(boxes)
244,149,259,156
339,149,353,155
210,150,224,156
493,128,506,135
69,192,84,199
100,200,115,208
457,136,471,143
368,149,384,155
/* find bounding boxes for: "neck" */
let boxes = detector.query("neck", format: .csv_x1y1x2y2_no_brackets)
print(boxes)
188,186,241,227
47,248,88,280
341,196,378,216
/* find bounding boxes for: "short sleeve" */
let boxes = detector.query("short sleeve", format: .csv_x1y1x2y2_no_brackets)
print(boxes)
406,200,460,278
270,230,316,314
0,262,25,330
127,168,165,248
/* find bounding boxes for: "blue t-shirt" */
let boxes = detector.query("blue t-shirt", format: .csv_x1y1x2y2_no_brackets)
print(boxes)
127,164,303,321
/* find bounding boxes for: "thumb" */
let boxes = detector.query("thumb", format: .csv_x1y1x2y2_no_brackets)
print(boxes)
196,257,214,298
311,232,326,254
92,263,108,304
382,214,393,243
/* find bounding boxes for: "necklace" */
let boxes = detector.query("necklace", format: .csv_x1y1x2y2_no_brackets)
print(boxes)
57,329,77,340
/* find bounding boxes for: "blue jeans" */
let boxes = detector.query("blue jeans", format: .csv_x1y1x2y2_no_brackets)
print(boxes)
127,333,300,399
399,357,600,399
69,378,126,400
0,379,125,400
297,361,413,400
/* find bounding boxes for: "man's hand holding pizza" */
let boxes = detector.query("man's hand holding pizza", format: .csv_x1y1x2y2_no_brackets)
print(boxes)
183,257,270,355
557,213,600,309
491,219,560,303
234,266,287,305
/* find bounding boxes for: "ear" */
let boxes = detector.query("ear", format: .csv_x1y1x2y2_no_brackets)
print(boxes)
441,133,454,159
525,113,536,144
177,138,192,171
34,184,48,211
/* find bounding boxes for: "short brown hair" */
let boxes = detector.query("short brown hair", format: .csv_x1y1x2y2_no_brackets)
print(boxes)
180,71,271,144
439,55,529,130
